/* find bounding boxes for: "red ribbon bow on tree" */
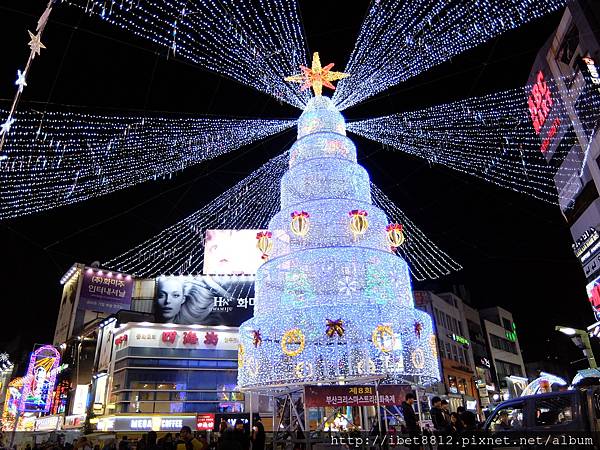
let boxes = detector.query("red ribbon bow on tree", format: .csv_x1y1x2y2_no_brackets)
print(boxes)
291,211,310,219
252,330,262,347
414,322,423,339
386,223,403,232
326,319,345,337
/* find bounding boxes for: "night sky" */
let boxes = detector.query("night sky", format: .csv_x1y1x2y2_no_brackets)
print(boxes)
0,1,596,374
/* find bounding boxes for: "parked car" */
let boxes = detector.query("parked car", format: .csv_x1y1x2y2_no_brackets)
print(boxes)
482,386,600,448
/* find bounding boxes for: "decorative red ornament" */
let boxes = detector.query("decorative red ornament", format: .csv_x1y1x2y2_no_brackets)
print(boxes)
349,209,368,217
325,319,345,338
386,223,405,250
115,335,128,346
414,322,423,339
291,211,310,219
349,210,369,236
256,231,273,260
162,331,177,344
290,211,310,237
204,331,219,346
252,330,262,347
183,331,199,345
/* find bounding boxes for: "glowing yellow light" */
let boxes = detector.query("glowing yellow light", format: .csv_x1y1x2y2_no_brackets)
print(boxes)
285,52,349,97
281,328,305,357
372,324,395,353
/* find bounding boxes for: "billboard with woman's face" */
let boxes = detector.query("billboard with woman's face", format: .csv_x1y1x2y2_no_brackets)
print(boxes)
154,275,254,326
203,229,265,275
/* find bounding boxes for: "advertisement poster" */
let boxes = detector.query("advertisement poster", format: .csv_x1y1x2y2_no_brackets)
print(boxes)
97,321,116,372
79,269,133,314
203,229,265,275
154,275,254,326
586,275,600,320
53,271,81,346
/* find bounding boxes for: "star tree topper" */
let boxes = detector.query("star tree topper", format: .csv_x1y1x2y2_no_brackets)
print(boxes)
285,52,349,96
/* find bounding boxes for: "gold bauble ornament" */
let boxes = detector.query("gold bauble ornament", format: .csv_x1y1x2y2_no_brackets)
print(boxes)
372,324,395,353
281,328,305,357
349,210,369,236
290,211,310,237
256,231,273,260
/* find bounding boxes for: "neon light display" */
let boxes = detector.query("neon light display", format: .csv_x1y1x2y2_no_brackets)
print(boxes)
583,57,600,95
2,377,23,431
19,345,60,413
528,71,553,134
540,118,561,154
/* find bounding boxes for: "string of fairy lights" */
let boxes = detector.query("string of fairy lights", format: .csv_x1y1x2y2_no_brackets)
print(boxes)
63,0,310,109
370,183,462,280
0,108,294,219
333,0,568,110
103,150,461,281
348,76,600,204
103,152,291,277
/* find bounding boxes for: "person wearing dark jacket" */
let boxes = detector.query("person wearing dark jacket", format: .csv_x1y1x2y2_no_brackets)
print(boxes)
401,392,421,450
232,420,250,450
251,416,266,450
217,431,242,450
430,396,449,432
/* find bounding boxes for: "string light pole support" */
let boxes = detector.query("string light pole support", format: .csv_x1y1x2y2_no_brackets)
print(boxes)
0,0,54,153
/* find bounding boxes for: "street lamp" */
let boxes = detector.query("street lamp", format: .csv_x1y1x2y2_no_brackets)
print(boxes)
555,325,598,369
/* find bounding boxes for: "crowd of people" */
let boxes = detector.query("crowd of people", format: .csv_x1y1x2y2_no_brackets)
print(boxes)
3,418,266,450
400,393,483,449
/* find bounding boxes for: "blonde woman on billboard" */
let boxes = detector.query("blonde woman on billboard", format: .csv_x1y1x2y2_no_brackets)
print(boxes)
156,276,230,325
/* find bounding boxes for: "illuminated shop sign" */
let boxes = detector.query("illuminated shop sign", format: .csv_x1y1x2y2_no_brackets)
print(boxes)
79,268,133,314
72,385,88,415
114,325,239,351
573,228,600,264
64,414,86,429
130,418,182,430
505,323,518,343
196,413,215,431
528,71,553,135
97,416,196,432
479,357,491,368
35,415,63,431
540,118,561,154
450,334,470,346
583,56,600,95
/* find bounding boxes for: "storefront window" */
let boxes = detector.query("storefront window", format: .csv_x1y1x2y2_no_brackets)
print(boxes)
448,376,458,394
458,378,468,395
115,359,243,413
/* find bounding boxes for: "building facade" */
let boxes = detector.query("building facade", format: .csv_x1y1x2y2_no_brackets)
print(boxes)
414,291,479,412
479,307,527,399
462,303,496,409
50,262,258,433
528,1,600,320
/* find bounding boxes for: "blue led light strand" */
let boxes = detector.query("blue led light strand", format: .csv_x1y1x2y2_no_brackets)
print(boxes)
64,0,310,109
0,108,294,220
333,0,568,110
103,152,291,277
347,76,598,205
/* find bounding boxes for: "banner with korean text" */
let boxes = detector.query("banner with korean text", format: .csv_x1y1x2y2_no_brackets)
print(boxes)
304,384,412,407
79,268,133,314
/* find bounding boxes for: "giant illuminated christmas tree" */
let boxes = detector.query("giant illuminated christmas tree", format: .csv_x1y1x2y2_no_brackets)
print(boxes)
238,54,440,389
